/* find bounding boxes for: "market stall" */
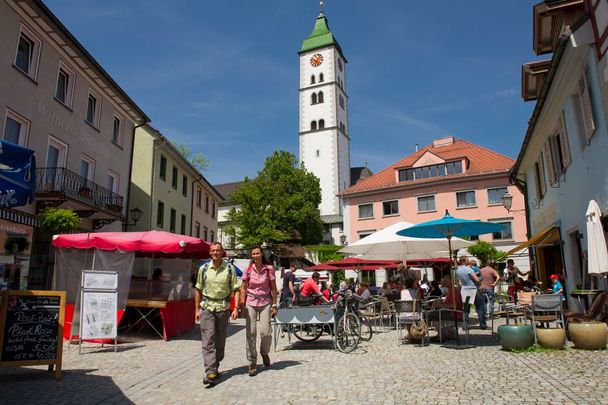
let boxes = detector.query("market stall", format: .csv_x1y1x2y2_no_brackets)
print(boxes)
52,231,210,341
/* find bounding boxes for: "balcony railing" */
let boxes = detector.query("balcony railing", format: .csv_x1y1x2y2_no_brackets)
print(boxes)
36,167,124,213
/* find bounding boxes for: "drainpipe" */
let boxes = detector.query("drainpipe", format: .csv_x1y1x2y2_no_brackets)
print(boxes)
190,176,202,236
124,120,147,231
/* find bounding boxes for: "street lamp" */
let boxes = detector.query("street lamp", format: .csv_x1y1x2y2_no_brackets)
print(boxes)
501,192,525,213
339,232,347,246
125,207,143,229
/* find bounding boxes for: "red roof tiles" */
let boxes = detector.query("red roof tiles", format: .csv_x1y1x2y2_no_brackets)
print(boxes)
341,138,514,195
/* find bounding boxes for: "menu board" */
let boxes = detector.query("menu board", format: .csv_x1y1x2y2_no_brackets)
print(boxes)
80,291,117,339
0,290,65,379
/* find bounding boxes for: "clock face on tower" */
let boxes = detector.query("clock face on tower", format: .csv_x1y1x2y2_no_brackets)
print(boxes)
310,53,323,67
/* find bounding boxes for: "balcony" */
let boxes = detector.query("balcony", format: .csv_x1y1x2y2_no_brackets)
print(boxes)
35,167,123,217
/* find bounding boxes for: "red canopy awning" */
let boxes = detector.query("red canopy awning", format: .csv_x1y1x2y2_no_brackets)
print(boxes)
305,263,342,271
325,257,400,268
52,230,211,258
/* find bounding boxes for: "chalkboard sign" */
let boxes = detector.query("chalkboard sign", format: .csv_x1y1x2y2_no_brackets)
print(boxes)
0,290,66,379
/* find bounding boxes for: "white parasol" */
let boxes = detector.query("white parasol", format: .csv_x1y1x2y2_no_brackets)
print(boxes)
586,199,608,275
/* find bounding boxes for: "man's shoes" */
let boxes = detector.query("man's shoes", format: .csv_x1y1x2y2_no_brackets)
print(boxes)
203,373,218,385
262,354,270,367
248,362,257,377
479,325,487,330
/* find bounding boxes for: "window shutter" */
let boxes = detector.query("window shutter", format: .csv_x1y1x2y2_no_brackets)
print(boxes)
578,73,595,141
544,141,556,185
558,112,571,169
539,153,547,196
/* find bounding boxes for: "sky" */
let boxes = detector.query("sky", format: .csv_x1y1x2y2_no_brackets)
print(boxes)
43,0,542,185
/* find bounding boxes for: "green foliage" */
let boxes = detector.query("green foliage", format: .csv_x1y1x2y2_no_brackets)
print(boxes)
467,240,507,266
171,140,209,172
305,244,344,263
331,270,345,288
226,151,323,246
4,236,29,253
38,208,80,235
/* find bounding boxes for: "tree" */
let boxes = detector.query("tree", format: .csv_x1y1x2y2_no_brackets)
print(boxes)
226,151,323,246
467,240,507,266
171,141,209,172
38,208,81,235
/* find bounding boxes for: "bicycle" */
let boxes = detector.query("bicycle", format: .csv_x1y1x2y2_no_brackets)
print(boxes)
333,290,362,353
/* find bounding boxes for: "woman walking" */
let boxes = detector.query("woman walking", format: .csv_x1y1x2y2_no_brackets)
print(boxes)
240,246,278,376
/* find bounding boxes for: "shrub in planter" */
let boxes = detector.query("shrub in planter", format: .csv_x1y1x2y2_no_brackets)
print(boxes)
568,321,608,350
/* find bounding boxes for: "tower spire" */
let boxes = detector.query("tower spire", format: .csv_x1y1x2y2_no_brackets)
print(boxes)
320,1,324,14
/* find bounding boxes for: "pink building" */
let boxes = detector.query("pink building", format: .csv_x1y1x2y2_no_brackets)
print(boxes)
340,136,529,270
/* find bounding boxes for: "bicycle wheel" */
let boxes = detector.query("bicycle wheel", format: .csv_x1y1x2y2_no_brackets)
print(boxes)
292,324,324,342
335,313,360,353
359,314,373,342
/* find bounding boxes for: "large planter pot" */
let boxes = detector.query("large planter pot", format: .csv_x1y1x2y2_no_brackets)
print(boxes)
569,322,608,350
536,328,566,349
498,325,534,351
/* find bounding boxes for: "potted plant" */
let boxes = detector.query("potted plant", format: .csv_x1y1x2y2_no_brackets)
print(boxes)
79,186,92,197
497,324,534,351
536,328,566,349
568,320,608,350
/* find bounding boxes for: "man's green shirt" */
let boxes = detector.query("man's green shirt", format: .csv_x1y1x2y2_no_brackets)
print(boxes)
195,260,240,311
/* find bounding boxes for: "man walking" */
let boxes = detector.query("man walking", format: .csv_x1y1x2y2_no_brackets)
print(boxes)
455,256,480,324
280,263,297,307
194,242,240,386
478,259,501,330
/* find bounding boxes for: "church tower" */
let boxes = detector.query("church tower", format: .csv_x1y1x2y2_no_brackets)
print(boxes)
299,7,350,217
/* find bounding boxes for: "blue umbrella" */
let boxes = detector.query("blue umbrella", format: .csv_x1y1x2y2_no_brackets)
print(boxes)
397,210,505,309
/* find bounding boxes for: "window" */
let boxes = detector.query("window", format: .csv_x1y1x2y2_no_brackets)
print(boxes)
339,95,345,109
417,195,436,212
180,214,186,235
456,191,476,208
170,208,176,232
382,200,399,216
319,73,324,82
205,195,209,213
79,156,95,188
14,27,41,79
171,166,178,189
311,121,317,131
310,75,315,85
85,91,101,128
182,175,188,196
492,221,512,240
196,188,202,206
210,231,215,243
358,231,374,239
311,93,317,104
318,91,324,103
319,119,325,129
195,222,201,238
534,154,547,202
398,161,462,182
159,155,167,180
203,226,208,241
358,203,373,219
546,113,572,184
487,187,507,205
112,115,122,145
55,64,75,107
107,171,119,193
211,201,216,218
3,110,29,146
157,201,165,228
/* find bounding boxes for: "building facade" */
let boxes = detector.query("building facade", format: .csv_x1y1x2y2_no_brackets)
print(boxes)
129,124,221,241
0,0,149,289
512,0,608,309
341,136,529,271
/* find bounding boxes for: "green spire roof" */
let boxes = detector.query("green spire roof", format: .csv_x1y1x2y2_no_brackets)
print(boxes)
300,12,343,54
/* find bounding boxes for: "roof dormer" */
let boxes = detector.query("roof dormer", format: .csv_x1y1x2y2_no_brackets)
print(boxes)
533,0,586,56
521,59,551,102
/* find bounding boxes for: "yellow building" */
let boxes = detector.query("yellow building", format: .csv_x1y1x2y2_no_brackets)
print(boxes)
128,124,222,240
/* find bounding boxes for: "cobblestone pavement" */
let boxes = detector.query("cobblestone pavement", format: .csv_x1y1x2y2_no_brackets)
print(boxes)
1,317,608,405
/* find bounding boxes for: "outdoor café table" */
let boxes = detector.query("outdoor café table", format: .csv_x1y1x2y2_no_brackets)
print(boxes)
124,298,195,340
273,304,335,351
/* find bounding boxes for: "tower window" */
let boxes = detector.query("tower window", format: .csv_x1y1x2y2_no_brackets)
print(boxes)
339,95,345,109
316,149,320,157
319,119,325,129
319,73,324,82
311,121,317,131
318,91,324,103
311,93,317,104
310,75,315,85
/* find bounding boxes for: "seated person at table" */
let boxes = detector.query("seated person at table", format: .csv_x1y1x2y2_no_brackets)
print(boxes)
379,282,393,295
400,277,419,301
333,281,349,301
299,272,329,305
389,278,400,293
428,280,443,298
320,281,330,302
357,282,372,308
428,275,463,340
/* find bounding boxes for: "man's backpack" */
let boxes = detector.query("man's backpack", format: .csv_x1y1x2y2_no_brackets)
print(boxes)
199,261,234,299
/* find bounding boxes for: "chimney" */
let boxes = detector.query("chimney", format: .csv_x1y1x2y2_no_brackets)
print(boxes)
433,136,455,147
